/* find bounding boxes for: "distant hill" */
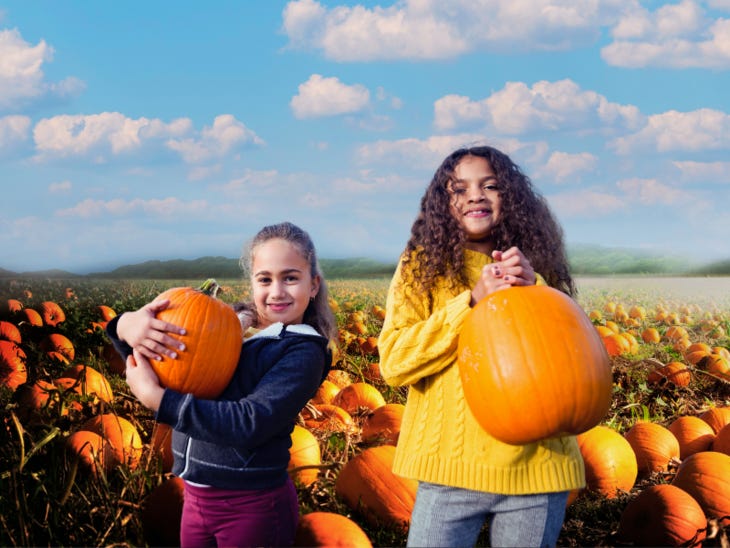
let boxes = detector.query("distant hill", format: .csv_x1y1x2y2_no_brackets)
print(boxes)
2,246,729,279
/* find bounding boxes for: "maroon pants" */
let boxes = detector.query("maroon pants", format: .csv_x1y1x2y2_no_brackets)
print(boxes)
180,479,299,547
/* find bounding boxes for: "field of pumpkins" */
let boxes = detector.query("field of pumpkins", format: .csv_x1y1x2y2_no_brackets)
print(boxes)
1,276,729,547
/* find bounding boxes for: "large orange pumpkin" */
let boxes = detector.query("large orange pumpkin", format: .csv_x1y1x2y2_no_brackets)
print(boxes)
332,382,386,415
623,421,680,476
335,444,417,531
616,484,707,546
151,279,242,399
671,451,730,521
0,321,22,344
712,423,730,456
669,415,716,459
288,424,321,486
39,301,65,327
54,364,114,404
360,403,405,446
0,340,28,390
457,285,612,445
79,413,143,469
699,406,730,434
577,425,638,498
294,512,373,548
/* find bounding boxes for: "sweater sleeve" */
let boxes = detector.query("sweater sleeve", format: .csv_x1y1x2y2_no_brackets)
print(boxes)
155,338,326,449
377,260,472,387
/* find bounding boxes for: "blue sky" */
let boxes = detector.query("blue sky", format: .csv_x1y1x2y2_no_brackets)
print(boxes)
2,0,729,274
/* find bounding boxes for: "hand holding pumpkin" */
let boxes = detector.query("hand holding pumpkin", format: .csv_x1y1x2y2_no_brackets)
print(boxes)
126,352,165,412
116,299,187,361
470,247,536,306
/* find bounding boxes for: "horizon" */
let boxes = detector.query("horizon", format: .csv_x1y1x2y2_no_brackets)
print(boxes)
2,1,730,273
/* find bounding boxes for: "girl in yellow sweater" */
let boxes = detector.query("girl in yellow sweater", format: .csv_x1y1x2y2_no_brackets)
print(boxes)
378,145,582,547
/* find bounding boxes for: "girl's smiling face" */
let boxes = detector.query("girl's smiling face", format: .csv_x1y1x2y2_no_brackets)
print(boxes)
447,155,501,254
251,238,320,328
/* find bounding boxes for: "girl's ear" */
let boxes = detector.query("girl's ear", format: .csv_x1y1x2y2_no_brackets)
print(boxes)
311,274,321,298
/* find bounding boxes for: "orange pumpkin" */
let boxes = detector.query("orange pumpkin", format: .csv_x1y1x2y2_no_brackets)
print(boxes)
294,512,373,548
151,279,242,399
623,421,680,475
335,444,417,531
39,301,65,327
79,413,143,469
457,285,612,445
332,382,386,415
18,308,43,327
669,415,716,459
647,361,691,387
0,321,22,344
310,379,340,405
712,423,730,456
150,422,174,472
97,305,117,322
699,406,730,434
577,425,637,498
54,364,114,403
66,431,111,475
40,333,75,362
616,484,707,547
302,403,357,434
360,403,405,446
0,340,28,390
671,451,730,521
288,424,321,486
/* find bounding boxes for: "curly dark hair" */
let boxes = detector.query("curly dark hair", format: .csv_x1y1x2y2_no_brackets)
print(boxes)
402,145,576,297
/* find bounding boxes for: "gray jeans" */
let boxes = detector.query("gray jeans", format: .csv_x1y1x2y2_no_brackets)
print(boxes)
407,482,569,547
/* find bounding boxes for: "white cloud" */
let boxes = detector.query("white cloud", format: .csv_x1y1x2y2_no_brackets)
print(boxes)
49,180,72,192
33,112,192,160
538,151,598,183
548,189,625,217
616,177,691,205
167,114,263,164
355,133,547,172
673,160,730,183
0,28,84,111
290,74,370,119
282,0,631,61
0,114,31,147
55,197,209,219
610,108,730,154
603,1,730,68
434,80,644,135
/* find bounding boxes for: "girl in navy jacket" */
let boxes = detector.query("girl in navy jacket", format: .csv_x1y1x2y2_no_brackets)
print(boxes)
107,222,336,547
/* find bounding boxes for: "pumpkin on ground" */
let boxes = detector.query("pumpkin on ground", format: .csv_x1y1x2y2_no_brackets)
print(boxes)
360,403,405,446
0,340,28,390
671,451,730,522
40,333,75,362
288,424,321,486
335,444,417,531
616,484,707,547
669,416,716,459
699,406,730,434
54,364,114,403
294,512,373,548
576,425,638,498
150,279,242,399
78,413,143,470
457,285,612,445
332,382,386,415
310,379,340,405
66,431,111,475
150,422,174,473
623,421,680,476
711,423,730,456
39,301,65,327
0,321,22,344
302,403,357,435
647,361,691,387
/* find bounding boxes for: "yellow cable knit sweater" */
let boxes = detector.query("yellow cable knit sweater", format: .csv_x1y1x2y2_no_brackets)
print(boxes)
378,248,586,495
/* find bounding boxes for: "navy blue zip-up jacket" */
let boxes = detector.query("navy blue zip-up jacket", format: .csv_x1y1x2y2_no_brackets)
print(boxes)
106,317,331,490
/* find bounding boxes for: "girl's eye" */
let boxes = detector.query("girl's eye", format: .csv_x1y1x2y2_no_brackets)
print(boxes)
256,277,271,284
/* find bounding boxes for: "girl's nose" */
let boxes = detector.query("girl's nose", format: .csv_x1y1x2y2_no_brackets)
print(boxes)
270,280,287,297
467,184,486,202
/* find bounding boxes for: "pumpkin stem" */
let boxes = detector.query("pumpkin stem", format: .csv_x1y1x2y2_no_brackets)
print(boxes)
198,278,222,298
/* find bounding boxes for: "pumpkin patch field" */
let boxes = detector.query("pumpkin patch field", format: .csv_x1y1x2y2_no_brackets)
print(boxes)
1,276,729,547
